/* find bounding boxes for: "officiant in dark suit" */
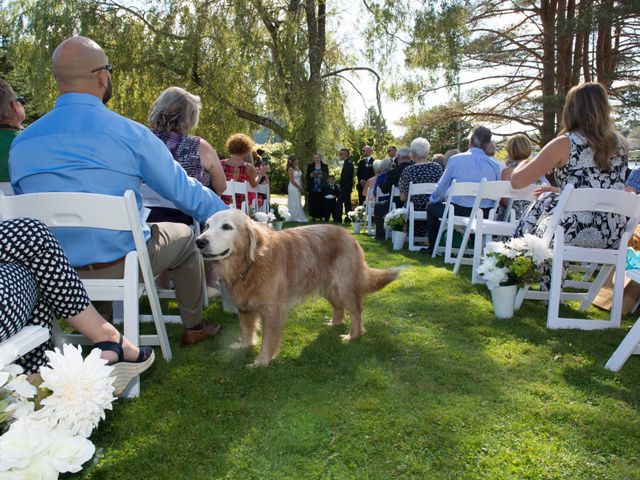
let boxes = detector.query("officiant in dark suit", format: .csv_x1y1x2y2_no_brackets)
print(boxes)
305,152,329,220
356,145,375,205
338,148,354,222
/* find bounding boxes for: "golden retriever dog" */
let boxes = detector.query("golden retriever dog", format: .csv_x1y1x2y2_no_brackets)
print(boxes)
196,209,399,366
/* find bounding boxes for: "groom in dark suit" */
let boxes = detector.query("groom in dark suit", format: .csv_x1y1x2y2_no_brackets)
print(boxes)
356,145,375,205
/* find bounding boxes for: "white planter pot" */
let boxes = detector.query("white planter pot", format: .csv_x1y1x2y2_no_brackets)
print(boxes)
353,222,361,234
391,230,406,250
491,284,518,319
272,221,283,231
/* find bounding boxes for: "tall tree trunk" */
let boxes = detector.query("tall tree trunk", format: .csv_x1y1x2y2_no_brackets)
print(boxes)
540,0,559,146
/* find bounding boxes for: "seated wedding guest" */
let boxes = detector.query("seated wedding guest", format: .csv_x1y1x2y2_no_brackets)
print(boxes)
323,175,341,222
484,140,497,158
0,80,25,182
443,148,460,167
432,153,446,170
305,152,329,220
625,168,640,194
425,126,502,254
497,133,540,220
253,150,270,201
364,158,392,202
374,148,413,239
147,86,226,224
9,36,227,346
511,82,628,290
220,133,265,209
0,218,153,395
399,138,444,241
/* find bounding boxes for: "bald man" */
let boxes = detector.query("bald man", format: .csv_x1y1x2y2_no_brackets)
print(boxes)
9,36,228,346
356,145,375,205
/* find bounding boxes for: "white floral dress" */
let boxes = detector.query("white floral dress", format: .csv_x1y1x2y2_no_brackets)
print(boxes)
514,131,628,288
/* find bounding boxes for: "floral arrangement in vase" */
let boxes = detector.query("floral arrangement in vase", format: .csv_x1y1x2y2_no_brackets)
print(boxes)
477,234,552,290
0,344,116,478
384,208,408,232
347,206,366,224
271,205,291,223
251,210,275,226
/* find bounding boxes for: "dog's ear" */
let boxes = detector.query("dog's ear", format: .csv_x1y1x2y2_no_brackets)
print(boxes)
247,219,268,262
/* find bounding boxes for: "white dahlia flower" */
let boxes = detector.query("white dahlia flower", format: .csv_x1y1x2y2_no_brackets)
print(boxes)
34,345,115,437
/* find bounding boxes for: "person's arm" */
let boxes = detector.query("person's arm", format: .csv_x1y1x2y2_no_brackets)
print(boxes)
288,167,301,189
511,136,570,189
199,139,226,195
137,130,227,223
246,163,258,188
429,159,456,204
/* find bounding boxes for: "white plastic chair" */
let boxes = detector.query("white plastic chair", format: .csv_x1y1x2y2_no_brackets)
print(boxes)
452,181,537,282
139,183,209,309
222,180,236,208
0,190,172,397
0,326,50,363
366,187,387,236
233,181,252,214
385,185,401,240
0,182,14,196
535,185,640,330
407,182,437,251
605,269,640,371
431,180,483,263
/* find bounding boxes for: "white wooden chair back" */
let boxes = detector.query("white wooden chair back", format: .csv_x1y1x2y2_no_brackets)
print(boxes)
535,185,640,330
406,182,437,251
256,183,270,212
232,180,251,214
221,180,236,208
0,190,171,397
431,180,483,261
0,182,14,196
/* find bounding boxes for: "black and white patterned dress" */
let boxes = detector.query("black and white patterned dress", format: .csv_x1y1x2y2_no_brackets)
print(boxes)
514,131,628,288
399,162,444,236
0,218,90,373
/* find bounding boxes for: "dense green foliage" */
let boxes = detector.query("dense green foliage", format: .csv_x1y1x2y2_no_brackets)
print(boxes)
81,231,640,479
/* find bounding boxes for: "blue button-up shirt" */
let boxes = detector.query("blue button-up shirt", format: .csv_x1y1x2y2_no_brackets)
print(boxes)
10,93,228,266
430,147,503,208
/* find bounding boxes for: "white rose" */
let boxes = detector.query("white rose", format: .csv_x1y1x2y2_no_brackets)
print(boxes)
8,457,58,480
48,434,95,473
0,427,52,471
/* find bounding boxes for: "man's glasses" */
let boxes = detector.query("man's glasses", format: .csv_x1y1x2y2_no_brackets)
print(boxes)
90,63,112,74
14,96,26,106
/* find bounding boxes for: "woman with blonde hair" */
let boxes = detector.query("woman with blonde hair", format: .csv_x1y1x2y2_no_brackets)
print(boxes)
148,87,226,210
511,82,628,287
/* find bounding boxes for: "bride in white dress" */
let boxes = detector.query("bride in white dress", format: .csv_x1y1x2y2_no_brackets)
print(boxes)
287,155,308,222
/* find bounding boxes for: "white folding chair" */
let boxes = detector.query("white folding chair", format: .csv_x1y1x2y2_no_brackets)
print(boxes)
222,180,236,208
533,185,640,330
256,183,270,213
452,181,537,282
407,182,437,251
385,185,401,240
140,183,209,309
605,269,640,371
0,190,172,397
0,182,14,196
233,181,252,214
0,326,50,363
431,180,483,263
366,187,385,236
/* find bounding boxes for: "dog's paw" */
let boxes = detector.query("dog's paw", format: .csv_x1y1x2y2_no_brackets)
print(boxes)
229,342,250,350
246,359,269,368
340,334,352,342
326,320,344,327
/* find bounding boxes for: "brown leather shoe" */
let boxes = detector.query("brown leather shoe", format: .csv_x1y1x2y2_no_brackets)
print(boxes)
181,322,222,346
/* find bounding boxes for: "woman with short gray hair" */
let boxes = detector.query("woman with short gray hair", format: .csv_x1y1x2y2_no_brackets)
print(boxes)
398,137,444,238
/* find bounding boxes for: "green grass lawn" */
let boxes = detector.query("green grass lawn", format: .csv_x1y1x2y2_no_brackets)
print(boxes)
84,227,640,479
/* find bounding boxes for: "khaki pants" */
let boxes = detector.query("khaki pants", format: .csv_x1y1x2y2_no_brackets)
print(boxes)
77,223,204,329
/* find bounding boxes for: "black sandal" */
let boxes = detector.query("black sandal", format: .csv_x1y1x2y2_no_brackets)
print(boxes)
94,334,155,396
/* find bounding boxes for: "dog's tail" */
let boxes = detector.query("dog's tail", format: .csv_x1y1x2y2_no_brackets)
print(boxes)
365,266,403,293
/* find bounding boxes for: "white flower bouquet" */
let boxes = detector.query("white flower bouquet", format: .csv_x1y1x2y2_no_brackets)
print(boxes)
347,205,366,224
252,210,275,225
477,234,552,290
271,205,291,222
0,344,116,478
384,208,408,232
